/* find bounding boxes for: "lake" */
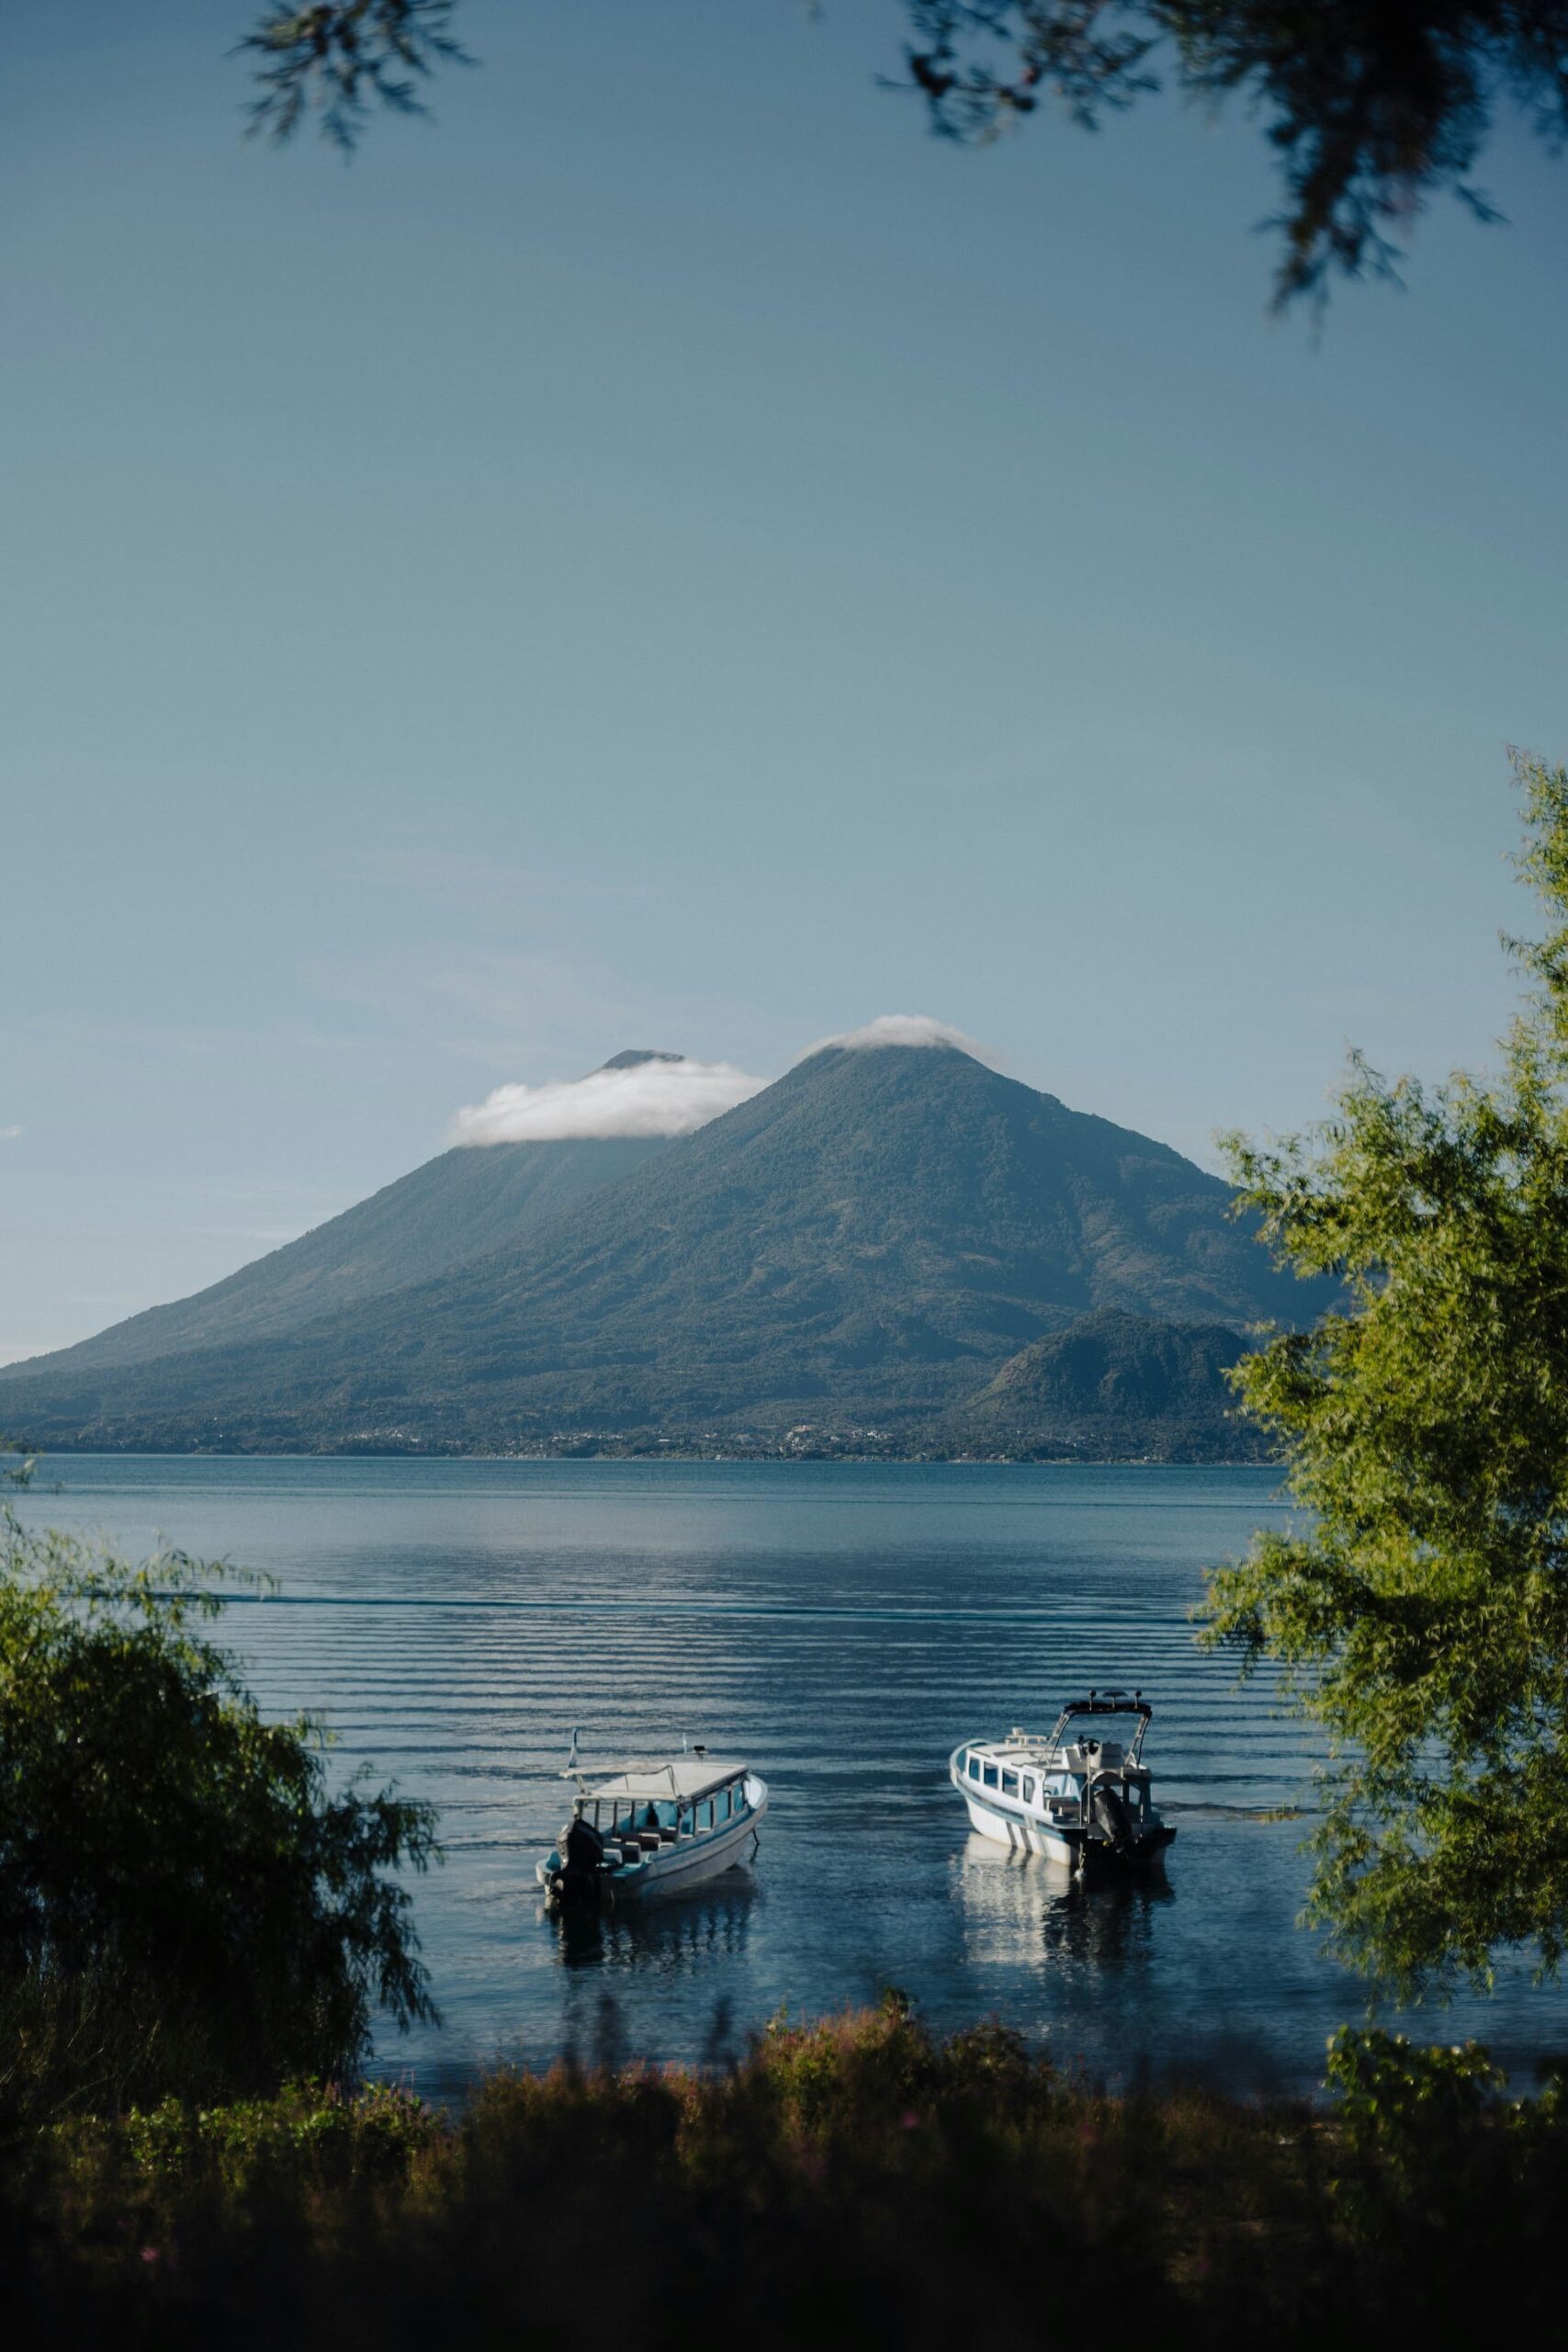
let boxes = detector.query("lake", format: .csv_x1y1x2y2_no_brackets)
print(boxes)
17,1455,1568,2097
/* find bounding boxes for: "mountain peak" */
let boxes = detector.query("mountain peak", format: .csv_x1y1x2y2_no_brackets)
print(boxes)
806,1015,983,1058
597,1050,686,1071
816,1039,974,1062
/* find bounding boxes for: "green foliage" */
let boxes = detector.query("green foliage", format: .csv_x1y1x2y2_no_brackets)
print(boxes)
7,2003,1324,2344
16,2000,1568,2342
1321,2024,1568,2277
233,4,1568,305
900,4,1543,304
1325,2024,1504,2162
239,3,470,152
1203,752,1568,1999
61,2075,440,2200
0,1504,439,2117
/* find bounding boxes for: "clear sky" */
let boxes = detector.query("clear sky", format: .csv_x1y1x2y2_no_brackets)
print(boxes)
4,1,1566,1360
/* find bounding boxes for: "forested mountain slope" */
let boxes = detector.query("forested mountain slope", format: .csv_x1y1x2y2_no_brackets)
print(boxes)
950,1308,1269,1462
2,1131,669,1380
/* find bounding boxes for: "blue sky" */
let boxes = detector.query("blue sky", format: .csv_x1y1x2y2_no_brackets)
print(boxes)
4,0,1566,1359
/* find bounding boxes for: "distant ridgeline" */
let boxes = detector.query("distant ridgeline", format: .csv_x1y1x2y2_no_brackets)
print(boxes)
1,1044,1322,1459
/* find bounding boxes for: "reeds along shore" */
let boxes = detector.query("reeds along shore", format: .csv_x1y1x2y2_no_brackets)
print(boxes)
7,1996,1567,2349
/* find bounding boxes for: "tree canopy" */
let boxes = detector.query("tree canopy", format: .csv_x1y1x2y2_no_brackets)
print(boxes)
1205,751,1568,1999
0,1490,438,2112
236,3,1568,302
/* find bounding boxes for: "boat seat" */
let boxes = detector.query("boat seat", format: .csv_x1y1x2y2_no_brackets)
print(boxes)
657,1829,677,1844
635,1831,661,1851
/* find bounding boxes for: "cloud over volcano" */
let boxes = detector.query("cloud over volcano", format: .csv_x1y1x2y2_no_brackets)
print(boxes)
452,1054,766,1145
809,1014,989,1057
452,1019,988,1148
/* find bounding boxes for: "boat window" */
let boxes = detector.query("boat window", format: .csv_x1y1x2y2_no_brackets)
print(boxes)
1021,1775,1036,1805
697,1798,715,1831
1001,1770,1020,1797
982,1763,998,1790
966,1754,981,1780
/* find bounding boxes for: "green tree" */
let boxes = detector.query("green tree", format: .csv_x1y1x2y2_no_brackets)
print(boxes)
234,4,1568,304
0,1489,439,2113
1204,751,1568,1998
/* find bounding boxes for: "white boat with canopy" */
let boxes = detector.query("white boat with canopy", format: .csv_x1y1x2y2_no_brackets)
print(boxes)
537,1746,768,1910
950,1690,1175,1871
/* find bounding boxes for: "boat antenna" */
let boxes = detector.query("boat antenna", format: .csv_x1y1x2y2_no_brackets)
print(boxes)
560,1726,585,1782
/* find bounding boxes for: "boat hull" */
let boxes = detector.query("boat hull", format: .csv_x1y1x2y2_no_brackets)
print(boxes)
539,1782,768,1907
959,1782,1174,1870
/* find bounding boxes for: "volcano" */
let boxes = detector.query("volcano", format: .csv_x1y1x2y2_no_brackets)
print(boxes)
2,1041,1325,1453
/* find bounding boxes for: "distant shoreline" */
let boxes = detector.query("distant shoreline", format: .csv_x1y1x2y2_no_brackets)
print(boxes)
9,1436,1280,1468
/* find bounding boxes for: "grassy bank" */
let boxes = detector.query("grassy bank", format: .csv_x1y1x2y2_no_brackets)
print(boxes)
8,1996,1566,2347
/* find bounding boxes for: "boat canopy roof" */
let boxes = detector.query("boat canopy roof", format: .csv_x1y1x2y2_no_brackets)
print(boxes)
960,1691,1155,1770
1059,1690,1151,1719
582,1758,747,1804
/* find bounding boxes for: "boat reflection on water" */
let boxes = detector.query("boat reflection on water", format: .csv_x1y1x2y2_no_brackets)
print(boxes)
546,1865,761,1973
954,1831,1173,1986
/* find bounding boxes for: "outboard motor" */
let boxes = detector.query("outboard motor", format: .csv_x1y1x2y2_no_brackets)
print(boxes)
1090,1779,1134,1855
546,1809,607,1908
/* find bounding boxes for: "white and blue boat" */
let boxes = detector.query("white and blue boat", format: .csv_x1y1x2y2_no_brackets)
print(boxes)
950,1690,1175,1871
537,1746,768,1910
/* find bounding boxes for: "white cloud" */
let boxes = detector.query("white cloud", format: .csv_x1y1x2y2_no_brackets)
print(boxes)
0,1125,21,1141
807,1014,988,1058
451,1056,768,1146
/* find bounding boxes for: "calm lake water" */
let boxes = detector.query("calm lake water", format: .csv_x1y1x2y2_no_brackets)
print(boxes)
18,1456,1568,2098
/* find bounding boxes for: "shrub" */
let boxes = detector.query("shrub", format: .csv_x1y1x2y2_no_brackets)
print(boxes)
0,1505,438,2119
